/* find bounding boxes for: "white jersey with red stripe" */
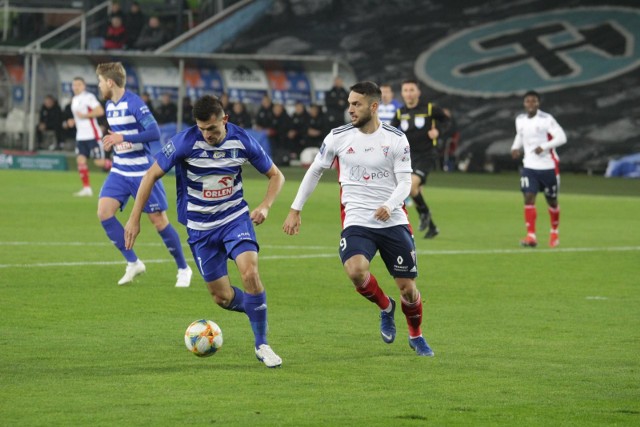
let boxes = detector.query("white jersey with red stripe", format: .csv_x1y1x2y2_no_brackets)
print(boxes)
71,90,103,141
511,109,567,170
308,122,413,229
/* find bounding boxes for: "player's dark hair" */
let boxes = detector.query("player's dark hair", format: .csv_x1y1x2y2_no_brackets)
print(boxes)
524,90,540,101
401,78,419,87
73,76,85,83
350,81,381,103
193,95,225,122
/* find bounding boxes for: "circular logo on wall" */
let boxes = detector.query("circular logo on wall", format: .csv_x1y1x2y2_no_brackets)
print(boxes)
415,7,640,97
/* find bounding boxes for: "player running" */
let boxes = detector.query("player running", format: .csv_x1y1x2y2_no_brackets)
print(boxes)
283,81,435,356
96,62,192,287
124,95,285,368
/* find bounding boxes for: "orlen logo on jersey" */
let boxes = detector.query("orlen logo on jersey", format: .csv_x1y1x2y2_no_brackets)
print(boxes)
203,175,234,199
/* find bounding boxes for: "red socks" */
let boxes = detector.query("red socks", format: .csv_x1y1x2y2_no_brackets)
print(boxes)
401,294,423,338
524,205,537,236
548,206,560,232
78,163,90,187
355,273,390,310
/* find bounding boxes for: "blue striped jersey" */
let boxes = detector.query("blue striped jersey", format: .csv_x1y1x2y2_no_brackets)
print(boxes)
155,122,273,231
106,91,158,177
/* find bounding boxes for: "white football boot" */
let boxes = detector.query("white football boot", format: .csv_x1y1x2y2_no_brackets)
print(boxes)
117,260,146,285
73,187,93,197
175,266,193,288
255,344,282,368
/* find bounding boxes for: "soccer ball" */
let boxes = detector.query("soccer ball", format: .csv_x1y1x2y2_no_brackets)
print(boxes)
184,319,223,357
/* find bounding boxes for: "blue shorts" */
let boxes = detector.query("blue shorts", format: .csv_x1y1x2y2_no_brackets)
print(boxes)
187,214,259,282
99,172,168,213
339,225,417,278
76,138,106,159
520,168,559,199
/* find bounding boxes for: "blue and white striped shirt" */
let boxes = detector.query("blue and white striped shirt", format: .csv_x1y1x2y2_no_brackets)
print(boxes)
155,122,273,231
106,91,160,177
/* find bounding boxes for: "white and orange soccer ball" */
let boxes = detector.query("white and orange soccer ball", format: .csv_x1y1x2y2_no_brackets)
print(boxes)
184,319,223,357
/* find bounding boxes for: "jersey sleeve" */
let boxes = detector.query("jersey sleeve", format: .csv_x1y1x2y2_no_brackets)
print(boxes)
315,132,337,169
511,117,523,150
244,132,273,174
87,93,102,110
131,97,159,132
541,116,567,150
155,134,185,173
393,135,413,174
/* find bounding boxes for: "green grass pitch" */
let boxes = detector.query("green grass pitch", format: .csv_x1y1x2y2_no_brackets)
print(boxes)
0,167,638,426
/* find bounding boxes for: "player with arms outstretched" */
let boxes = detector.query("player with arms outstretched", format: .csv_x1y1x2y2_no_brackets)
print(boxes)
96,62,192,287
511,90,567,248
283,81,435,356
124,95,285,368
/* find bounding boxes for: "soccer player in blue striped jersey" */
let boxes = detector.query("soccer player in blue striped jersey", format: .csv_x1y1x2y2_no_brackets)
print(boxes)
123,95,285,368
96,62,192,288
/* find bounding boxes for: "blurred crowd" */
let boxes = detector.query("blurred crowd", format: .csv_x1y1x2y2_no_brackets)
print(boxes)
36,76,460,169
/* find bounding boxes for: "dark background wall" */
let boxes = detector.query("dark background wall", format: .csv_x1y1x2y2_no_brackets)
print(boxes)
219,0,640,173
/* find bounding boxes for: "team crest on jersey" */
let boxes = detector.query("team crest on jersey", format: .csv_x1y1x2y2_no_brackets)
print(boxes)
382,146,390,157
162,140,176,158
213,151,225,159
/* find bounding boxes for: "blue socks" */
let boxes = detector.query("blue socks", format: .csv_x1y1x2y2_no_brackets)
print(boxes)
158,224,187,269
244,292,268,348
224,286,246,313
101,217,138,262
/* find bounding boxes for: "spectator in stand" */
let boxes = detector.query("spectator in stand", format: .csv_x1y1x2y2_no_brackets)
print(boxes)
290,101,310,157
134,16,168,51
228,101,253,129
103,15,127,50
155,93,177,125
125,1,145,47
109,1,124,19
60,101,77,146
324,75,349,129
37,95,64,150
141,92,156,117
306,104,327,147
254,95,275,138
269,103,293,166
181,96,195,127
219,92,230,111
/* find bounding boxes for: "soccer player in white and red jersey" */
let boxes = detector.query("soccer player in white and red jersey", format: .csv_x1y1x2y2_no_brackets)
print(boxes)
123,95,285,368
511,90,567,248
283,81,435,356
96,62,192,288
70,77,110,197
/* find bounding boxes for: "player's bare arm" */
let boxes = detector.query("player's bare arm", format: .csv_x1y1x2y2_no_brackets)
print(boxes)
282,209,302,235
124,162,166,249
250,164,284,225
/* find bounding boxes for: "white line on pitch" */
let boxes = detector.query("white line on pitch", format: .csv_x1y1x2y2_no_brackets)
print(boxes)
0,246,638,269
